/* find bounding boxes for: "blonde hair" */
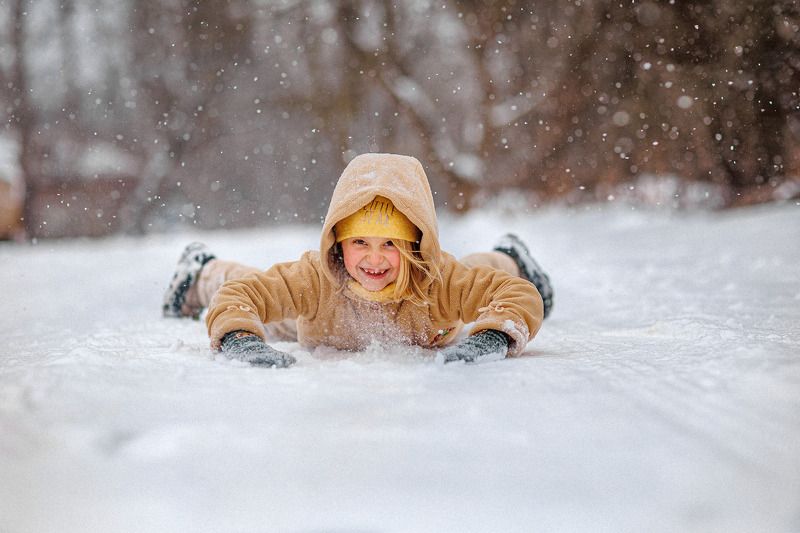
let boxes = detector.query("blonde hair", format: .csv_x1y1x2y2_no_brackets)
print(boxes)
391,239,442,306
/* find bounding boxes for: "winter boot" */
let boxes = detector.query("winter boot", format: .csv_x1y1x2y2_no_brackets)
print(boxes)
494,233,554,319
162,242,216,318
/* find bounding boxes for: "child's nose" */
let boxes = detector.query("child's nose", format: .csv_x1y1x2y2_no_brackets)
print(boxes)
366,250,384,264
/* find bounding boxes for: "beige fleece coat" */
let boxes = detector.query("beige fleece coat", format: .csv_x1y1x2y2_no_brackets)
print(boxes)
205,153,543,356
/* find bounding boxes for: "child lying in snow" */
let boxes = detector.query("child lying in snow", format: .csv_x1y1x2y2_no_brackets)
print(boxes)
163,153,553,367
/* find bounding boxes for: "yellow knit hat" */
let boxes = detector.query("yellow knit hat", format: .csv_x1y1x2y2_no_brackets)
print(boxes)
335,196,420,243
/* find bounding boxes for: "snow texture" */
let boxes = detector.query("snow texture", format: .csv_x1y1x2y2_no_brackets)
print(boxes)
1,204,799,533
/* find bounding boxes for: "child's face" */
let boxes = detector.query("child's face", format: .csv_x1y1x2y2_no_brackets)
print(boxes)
340,236,401,291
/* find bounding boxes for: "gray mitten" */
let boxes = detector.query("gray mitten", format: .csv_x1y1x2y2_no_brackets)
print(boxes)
221,331,296,368
437,329,510,364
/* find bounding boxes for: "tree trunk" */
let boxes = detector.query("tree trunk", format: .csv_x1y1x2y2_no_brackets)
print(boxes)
10,0,36,238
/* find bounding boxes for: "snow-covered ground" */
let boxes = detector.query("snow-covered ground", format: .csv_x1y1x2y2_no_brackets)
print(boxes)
1,203,799,533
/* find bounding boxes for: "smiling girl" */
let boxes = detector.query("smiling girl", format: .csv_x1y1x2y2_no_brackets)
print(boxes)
162,153,553,367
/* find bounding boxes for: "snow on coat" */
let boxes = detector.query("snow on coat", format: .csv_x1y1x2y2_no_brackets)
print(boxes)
205,153,543,355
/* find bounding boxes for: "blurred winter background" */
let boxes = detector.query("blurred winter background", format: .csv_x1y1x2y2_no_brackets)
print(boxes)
0,0,798,239
2,2,800,533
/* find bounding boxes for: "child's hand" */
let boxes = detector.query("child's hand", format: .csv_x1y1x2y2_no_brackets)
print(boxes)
220,331,296,368
436,329,509,364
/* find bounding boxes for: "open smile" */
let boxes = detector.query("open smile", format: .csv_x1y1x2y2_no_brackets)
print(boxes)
360,266,390,278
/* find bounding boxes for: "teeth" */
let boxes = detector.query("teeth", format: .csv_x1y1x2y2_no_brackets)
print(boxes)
363,268,386,275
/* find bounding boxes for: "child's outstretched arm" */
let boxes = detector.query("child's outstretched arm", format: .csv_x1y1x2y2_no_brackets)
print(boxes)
434,253,545,360
205,252,321,352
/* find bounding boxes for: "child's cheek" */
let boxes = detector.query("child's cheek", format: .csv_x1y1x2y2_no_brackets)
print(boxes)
341,245,360,277
387,250,401,271
343,254,361,280
383,251,398,279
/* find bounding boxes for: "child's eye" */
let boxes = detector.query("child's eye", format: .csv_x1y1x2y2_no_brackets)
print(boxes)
352,239,366,246
383,240,395,248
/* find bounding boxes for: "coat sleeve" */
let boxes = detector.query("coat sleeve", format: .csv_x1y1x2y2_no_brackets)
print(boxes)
205,252,321,349
434,255,544,356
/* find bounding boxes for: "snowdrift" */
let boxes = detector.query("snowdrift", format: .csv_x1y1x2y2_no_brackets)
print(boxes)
1,203,798,533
